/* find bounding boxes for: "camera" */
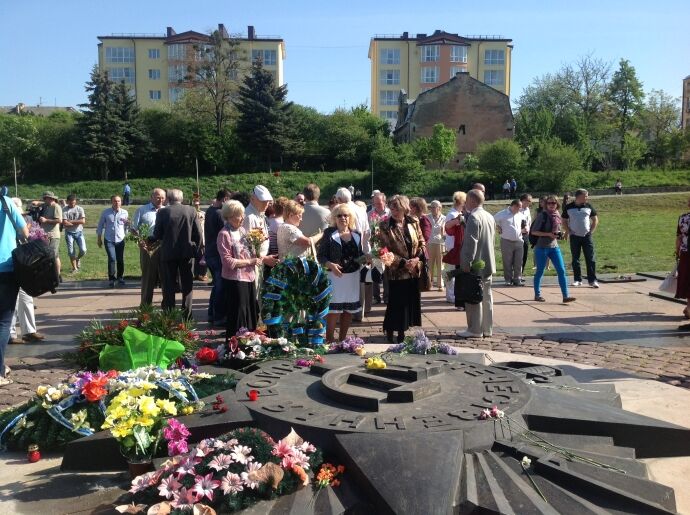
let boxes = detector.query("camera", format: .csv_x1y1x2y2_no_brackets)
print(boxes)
555,231,564,240
28,202,44,222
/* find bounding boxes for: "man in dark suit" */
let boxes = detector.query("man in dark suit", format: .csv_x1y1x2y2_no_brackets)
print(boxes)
148,189,201,319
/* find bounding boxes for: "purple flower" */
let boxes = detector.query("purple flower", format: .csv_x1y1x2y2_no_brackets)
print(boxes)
387,343,405,353
438,343,459,355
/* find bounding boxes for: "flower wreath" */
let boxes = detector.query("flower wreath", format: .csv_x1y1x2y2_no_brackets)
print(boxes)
261,256,331,346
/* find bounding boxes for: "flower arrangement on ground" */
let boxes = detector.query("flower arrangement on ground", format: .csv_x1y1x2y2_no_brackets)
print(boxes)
196,327,324,371
0,367,235,452
121,427,323,513
74,305,199,371
387,329,459,355
327,335,366,356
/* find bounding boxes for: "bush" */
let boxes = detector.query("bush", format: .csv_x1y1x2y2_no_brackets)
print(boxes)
476,138,526,189
533,139,583,192
371,135,423,191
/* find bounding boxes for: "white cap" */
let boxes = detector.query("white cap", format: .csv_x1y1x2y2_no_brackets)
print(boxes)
253,185,273,202
371,189,381,197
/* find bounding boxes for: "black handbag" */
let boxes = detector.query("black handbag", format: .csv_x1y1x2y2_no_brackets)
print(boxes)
418,258,432,292
0,197,59,297
455,272,483,304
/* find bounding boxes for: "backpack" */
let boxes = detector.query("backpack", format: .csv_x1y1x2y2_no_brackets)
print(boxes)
528,211,548,248
1,197,59,297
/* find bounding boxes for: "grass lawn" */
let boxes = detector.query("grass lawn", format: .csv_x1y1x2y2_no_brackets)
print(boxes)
57,193,686,282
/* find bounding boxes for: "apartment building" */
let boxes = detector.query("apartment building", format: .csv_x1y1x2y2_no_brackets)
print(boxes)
97,24,285,109
369,30,512,124
683,76,690,131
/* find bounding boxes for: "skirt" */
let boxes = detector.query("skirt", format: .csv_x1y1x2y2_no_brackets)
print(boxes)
383,278,421,332
676,251,690,299
224,279,259,338
328,270,361,314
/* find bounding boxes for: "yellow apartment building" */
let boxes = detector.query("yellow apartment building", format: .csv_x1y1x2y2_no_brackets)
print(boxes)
97,24,285,109
683,76,690,131
369,30,512,125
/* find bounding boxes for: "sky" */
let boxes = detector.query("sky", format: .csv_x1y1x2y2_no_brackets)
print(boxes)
1,0,689,113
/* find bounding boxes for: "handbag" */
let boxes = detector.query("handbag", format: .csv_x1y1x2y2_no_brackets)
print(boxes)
418,258,432,292
659,262,678,294
0,197,59,297
455,272,483,304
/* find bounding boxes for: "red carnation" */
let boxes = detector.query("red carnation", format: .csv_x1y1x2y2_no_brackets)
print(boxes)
82,377,108,402
378,247,389,257
195,347,219,365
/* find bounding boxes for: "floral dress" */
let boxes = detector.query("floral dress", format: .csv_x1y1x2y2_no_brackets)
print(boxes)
675,212,690,298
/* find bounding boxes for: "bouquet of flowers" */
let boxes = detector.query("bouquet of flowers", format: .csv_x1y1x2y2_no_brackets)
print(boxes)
245,228,267,258
328,335,366,356
387,329,458,355
28,223,49,243
122,427,322,513
128,222,158,254
368,211,388,256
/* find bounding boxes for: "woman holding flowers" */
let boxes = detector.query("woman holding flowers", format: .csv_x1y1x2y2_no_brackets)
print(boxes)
378,195,426,343
317,203,364,343
218,200,264,337
277,200,322,259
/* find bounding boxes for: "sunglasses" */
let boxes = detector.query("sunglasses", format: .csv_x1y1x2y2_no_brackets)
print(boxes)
337,214,349,218
546,201,557,205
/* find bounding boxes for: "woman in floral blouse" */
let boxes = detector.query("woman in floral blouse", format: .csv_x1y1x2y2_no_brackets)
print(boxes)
675,197,690,318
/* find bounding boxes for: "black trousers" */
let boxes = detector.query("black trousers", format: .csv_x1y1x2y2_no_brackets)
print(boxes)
161,257,194,318
569,233,597,283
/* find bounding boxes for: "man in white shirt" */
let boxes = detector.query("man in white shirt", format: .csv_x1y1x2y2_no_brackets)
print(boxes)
133,188,166,306
519,193,533,275
243,185,279,294
494,199,525,286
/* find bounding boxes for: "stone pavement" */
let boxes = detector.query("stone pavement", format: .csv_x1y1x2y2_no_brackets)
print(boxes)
2,273,690,410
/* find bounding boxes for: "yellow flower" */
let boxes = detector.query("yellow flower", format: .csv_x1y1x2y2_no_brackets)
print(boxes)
36,385,48,397
112,423,133,438
136,416,155,427
128,387,145,398
180,405,194,415
138,396,160,417
140,382,156,391
354,347,366,356
156,399,177,416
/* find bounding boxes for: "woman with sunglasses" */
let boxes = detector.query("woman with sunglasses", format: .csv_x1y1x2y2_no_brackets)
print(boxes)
530,195,576,303
317,203,364,343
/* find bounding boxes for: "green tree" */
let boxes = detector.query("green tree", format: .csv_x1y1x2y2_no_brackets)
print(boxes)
607,59,645,155
619,133,647,170
234,59,294,170
76,66,132,180
476,138,525,188
533,139,582,192
27,111,81,180
428,123,457,167
641,89,683,166
0,114,38,177
371,134,423,190
112,81,150,180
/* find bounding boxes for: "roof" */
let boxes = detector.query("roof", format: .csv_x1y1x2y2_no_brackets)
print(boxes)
2,104,77,116
372,29,511,43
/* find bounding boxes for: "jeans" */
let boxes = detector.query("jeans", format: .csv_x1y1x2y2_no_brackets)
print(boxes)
65,231,87,259
534,246,569,298
522,238,529,273
205,254,226,323
104,239,125,281
0,273,20,378
570,233,597,283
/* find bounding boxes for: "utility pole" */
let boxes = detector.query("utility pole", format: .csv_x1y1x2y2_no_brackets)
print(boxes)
13,157,18,197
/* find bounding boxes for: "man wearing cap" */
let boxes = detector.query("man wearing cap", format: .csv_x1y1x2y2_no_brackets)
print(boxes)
299,183,330,237
62,194,86,273
97,195,129,287
244,185,279,290
133,188,166,306
39,191,63,280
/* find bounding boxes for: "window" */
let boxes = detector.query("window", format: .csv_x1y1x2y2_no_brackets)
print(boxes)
484,49,505,65
251,49,277,65
379,69,400,85
148,48,160,59
450,45,467,63
380,110,398,120
169,88,184,102
421,66,438,84
421,45,439,62
484,70,504,85
379,90,398,106
168,64,186,82
105,47,134,63
450,65,467,78
167,44,186,60
149,90,162,100
107,67,135,84
380,48,400,65
148,69,161,80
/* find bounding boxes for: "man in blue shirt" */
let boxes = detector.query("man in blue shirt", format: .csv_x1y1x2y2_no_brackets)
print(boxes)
0,193,28,386
123,183,132,206
133,188,165,306
97,195,129,288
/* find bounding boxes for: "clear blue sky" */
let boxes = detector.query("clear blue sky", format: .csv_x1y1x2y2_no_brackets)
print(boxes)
1,0,688,112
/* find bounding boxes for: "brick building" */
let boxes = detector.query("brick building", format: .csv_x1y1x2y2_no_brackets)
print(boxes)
393,72,514,166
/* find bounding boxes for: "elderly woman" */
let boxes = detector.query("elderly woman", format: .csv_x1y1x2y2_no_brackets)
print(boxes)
278,200,322,259
379,195,426,343
217,200,263,337
317,203,364,342
410,197,432,246
675,197,690,318
531,195,576,304
427,200,446,291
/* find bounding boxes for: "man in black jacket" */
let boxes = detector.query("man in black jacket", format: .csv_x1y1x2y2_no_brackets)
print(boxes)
149,189,202,319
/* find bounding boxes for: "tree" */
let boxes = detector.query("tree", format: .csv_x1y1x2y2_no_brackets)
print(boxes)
76,66,132,180
234,59,294,170
112,81,150,180
642,89,683,166
533,139,582,192
619,133,647,170
184,30,242,137
561,54,611,133
608,59,644,154
371,134,423,190
428,123,457,167
0,114,38,177
476,138,525,186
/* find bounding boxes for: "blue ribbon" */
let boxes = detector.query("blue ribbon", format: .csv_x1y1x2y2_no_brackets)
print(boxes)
312,266,322,287
263,292,282,301
317,307,329,319
313,285,333,303
285,259,297,274
0,406,37,445
308,337,325,345
300,257,310,275
308,328,325,335
155,378,199,403
291,326,305,335
46,394,95,437
263,315,283,325
266,277,288,289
